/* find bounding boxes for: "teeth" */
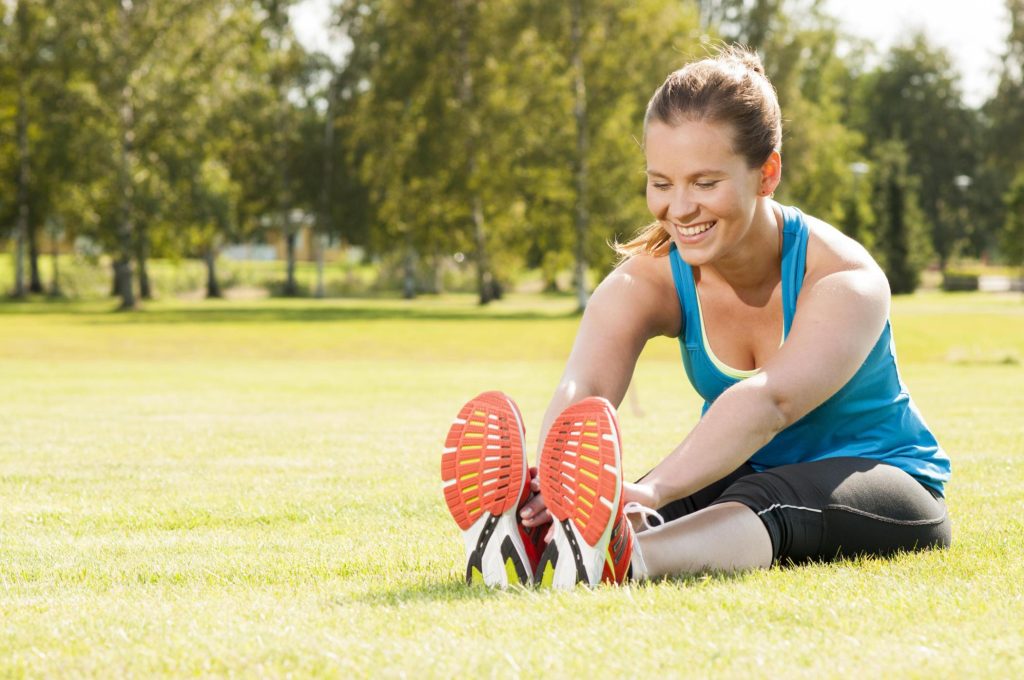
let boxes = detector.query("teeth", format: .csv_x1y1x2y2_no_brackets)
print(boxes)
679,221,715,236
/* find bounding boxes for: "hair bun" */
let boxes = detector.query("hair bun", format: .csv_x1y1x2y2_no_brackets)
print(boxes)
719,44,766,76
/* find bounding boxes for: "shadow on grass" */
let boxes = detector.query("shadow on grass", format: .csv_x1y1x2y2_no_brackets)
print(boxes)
350,569,762,606
348,579,532,606
0,299,580,324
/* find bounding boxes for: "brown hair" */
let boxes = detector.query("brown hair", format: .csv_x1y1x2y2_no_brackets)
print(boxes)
614,45,782,260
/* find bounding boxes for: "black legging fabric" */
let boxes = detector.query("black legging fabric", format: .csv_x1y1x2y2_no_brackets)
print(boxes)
654,457,951,564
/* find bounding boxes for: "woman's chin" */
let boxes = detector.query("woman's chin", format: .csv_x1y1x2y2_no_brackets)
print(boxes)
671,236,716,267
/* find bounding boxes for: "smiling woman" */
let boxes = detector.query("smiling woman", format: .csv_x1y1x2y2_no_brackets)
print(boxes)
440,45,951,589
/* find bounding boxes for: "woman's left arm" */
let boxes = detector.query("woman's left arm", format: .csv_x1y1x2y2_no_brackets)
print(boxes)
632,262,891,509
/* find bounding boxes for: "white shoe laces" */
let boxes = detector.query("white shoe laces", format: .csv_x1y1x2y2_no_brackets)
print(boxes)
623,502,665,531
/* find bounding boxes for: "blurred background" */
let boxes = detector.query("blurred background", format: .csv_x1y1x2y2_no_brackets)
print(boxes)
1,0,1022,310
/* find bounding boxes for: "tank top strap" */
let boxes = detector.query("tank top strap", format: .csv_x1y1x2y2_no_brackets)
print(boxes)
668,205,809,343
778,204,809,338
668,243,697,342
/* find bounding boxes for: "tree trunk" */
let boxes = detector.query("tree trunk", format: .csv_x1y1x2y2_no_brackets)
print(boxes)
570,0,590,312
315,233,326,298
471,195,495,302
316,77,336,300
48,225,62,298
425,247,444,295
28,221,43,293
113,256,134,309
115,6,136,310
111,260,121,297
205,249,222,298
283,214,298,297
454,0,494,305
402,246,417,300
136,222,152,300
13,70,29,299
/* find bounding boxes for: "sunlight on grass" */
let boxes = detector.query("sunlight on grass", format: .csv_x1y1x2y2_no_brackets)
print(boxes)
1,292,1022,676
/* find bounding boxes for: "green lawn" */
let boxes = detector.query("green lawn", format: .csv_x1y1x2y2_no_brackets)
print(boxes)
1,291,1022,677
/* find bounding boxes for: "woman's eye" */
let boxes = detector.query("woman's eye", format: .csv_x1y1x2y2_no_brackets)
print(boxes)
696,181,719,189
652,183,671,190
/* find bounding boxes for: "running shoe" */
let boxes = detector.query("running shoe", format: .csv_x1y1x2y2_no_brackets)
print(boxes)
441,391,543,587
534,397,637,588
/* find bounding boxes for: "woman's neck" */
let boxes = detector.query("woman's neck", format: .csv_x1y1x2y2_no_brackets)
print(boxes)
701,200,782,294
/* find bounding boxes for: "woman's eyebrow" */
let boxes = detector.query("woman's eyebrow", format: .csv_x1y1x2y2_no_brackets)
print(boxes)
645,169,721,178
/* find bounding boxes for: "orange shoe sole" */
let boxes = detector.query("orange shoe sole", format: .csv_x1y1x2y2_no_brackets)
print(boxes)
536,397,623,587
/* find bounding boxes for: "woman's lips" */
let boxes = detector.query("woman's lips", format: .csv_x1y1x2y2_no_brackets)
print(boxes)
675,220,716,237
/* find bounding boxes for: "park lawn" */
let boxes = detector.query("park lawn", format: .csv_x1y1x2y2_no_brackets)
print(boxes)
0,292,1022,677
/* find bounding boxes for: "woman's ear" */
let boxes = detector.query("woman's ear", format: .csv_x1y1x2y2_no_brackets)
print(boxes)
759,150,782,196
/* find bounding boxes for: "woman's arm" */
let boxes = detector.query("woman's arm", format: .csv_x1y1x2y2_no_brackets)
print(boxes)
633,259,891,509
519,254,679,528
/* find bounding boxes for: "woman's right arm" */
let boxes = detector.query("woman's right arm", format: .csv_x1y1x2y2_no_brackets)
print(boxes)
520,253,680,529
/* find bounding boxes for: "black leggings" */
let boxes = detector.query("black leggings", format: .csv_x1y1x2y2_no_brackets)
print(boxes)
656,458,951,564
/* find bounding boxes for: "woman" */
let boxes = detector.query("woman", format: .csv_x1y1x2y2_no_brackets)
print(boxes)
441,46,950,588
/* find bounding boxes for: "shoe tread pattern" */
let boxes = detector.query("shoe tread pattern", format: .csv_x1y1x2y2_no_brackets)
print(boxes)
539,398,621,547
441,391,526,531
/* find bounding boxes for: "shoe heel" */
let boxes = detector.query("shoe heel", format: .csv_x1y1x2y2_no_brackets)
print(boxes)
534,518,603,588
463,511,533,587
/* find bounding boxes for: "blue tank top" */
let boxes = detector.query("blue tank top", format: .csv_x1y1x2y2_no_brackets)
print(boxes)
668,204,950,493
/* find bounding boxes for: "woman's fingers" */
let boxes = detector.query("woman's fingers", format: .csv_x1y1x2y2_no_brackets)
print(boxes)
526,508,551,528
519,489,550,528
529,466,540,492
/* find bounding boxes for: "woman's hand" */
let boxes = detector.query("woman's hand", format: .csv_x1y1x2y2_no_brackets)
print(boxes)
623,480,659,508
519,466,551,528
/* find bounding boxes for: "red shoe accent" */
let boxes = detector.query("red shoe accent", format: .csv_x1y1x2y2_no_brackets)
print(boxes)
601,512,634,584
518,518,546,575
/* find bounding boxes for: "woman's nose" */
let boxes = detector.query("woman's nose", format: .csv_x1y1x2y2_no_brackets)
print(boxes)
668,190,698,223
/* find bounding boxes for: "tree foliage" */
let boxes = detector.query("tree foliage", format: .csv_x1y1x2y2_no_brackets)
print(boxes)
852,34,979,270
870,140,932,294
0,0,1020,304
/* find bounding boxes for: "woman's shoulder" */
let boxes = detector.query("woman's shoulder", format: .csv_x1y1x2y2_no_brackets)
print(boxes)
598,251,680,337
800,211,888,292
611,250,678,299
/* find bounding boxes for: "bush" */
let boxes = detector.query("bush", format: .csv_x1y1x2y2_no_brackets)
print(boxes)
941,271,980,291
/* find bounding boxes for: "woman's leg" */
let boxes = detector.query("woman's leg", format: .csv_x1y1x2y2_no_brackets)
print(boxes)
638,501,774,577
633,462,771,576
636,458,949,578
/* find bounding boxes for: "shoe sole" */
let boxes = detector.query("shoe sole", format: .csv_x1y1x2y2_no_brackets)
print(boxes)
536,398,623,588
441,391,533,587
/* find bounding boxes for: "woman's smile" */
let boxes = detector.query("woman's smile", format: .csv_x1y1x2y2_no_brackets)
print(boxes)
673,220,717,239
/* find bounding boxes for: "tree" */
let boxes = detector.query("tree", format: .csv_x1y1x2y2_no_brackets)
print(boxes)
839,163,875,250
568,0,589,310
345,0,699,303
977,0,1024,262
346,0,492,301
1001,170,1024,271
870,140,932,294
853,34,978,271
64,0,260,308
3,1,45,298
555,0,701,289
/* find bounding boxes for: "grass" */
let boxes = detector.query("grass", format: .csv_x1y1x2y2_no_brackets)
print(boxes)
1,291,1023,677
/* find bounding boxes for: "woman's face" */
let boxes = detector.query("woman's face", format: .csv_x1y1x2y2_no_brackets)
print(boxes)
645,119,771,267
